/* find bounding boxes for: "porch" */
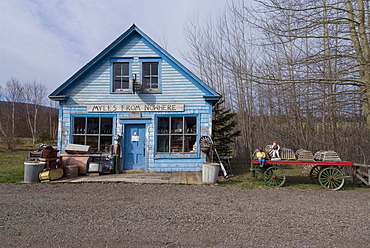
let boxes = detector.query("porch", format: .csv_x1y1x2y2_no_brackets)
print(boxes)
51,171,204,185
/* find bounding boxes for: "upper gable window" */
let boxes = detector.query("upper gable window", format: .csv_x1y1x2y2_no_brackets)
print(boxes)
113,62,130,92
140,58,161,93
142,62,159,92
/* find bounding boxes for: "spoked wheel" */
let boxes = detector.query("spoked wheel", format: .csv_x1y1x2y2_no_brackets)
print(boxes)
318,167,345,190
264,167,286,187
253,167,265,180
309,165,323,183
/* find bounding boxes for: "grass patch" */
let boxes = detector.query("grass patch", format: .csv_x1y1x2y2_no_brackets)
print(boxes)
0,148,34,183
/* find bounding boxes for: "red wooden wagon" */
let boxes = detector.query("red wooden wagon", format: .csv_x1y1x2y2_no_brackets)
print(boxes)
250,160,354,190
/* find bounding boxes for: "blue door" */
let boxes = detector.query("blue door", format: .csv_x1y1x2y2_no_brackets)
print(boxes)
123,124,146,170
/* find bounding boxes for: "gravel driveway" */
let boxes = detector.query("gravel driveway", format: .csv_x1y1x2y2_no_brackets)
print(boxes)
0,183,369,248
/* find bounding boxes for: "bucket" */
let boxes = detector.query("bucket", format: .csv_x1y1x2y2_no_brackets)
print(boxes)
24,162,45,183
202,163,220,183
65,165,79,178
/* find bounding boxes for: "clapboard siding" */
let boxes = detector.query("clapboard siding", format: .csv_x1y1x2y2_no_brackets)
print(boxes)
67,38,205,106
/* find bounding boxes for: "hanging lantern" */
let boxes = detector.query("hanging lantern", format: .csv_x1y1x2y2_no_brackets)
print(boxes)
132,74,142,94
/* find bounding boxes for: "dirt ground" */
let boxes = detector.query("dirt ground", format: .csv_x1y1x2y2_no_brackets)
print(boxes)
0,183,369,247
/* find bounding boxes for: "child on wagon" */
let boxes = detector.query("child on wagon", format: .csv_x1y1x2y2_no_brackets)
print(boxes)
256,147,267,168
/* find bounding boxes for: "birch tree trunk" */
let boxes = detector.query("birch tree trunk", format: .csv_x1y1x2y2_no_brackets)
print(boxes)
344,0,370,127
23,80,47,144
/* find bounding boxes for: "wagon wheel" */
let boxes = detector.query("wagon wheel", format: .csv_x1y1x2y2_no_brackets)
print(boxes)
264,167,286,187
253,167,265,180
309,165,323,183
199,136,212,148
318,167,345,190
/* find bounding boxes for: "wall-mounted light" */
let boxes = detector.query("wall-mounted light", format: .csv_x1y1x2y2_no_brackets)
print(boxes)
132,74,142,94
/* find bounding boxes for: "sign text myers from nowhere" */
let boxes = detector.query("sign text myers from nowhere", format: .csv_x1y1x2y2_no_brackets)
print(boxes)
87,104,185,112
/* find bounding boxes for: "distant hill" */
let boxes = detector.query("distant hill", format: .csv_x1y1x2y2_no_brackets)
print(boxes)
0,101,58,139
0,101,58,114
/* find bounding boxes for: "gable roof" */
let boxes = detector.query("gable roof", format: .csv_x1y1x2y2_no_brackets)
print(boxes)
49,24,220,102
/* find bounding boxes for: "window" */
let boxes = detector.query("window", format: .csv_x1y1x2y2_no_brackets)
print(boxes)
142,62,159,92
72,117,113,152
113,62,130,92
157,116,197,153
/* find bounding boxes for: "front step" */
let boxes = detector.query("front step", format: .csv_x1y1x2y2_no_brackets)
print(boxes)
121,169,145,174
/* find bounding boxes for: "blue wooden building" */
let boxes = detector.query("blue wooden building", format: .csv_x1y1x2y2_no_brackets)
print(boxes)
49,24,220,173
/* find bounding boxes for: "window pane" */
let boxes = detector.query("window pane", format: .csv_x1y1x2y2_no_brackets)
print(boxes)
185,117,196,133
171,117,183,133
73,135,85,145
87,117,99,134
100,118,112,134
157,135,169,152
114,80,121,90
143,63,151,76
151,77,158,88
114,63,120,76
86,136,98,152
122,63,129,74
142,77,150,89
171,135,183,152
185,135,197,152
114,78,129,90
100,136,112,153
74,117,85,134
151,63,158,75
158,117,169,134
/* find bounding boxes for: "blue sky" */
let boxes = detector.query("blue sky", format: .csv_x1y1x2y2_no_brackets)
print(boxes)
0,0,226,94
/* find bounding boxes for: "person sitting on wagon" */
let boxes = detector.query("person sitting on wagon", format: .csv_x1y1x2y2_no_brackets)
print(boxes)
271,141,280,158
256,147,267,168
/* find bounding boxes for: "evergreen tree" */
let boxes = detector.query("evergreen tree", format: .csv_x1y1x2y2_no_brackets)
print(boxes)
212,99,241,157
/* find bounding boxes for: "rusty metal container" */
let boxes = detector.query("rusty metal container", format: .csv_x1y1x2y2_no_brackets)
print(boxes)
61,156,90,175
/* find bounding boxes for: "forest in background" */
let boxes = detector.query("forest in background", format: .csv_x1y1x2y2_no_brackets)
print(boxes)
0,78,58,150
184,0,370,164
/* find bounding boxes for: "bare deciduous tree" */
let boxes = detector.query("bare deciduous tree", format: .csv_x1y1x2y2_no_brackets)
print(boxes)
0,78,24,150
183,0,370,163
344,0,370,127
23,79,47,144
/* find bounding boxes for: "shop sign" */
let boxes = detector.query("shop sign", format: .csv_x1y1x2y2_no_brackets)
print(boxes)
87,104,184,112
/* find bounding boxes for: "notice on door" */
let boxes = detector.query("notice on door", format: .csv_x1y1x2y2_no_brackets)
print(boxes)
131,135,140,142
